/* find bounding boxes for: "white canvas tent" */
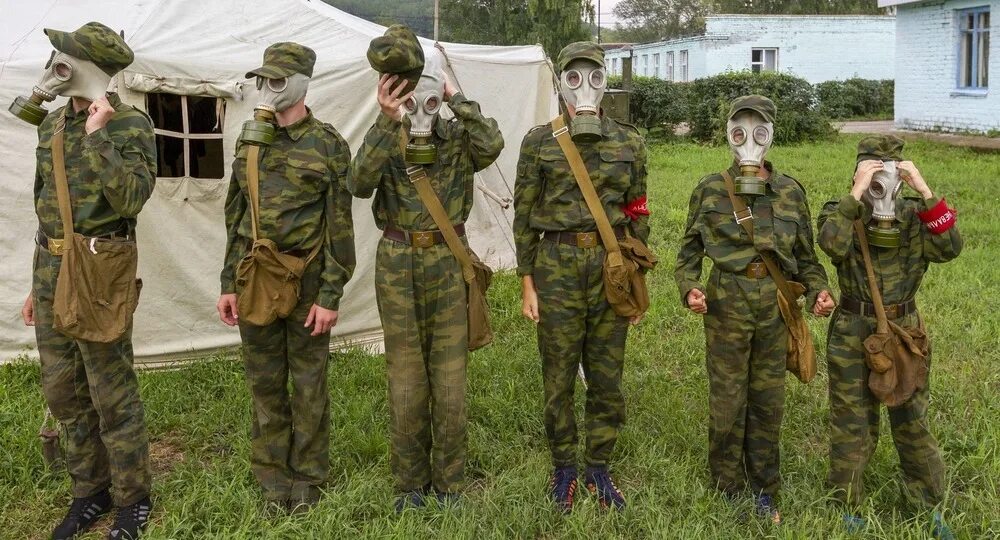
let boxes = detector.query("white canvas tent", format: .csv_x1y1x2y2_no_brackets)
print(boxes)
0,0,558,365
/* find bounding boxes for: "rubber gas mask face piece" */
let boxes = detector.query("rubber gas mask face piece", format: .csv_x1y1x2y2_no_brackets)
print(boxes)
402,50,444,165
239,73,310,146
9,51,111,126
559,59,606,143
727,110,774,196
862,160,904,248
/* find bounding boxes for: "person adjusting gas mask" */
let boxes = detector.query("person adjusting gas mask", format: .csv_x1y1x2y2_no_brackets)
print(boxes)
557,42,608,143
239,43,315,146
400,49,447,164
9,22,132,126
852,136,910,248
726,95,775,196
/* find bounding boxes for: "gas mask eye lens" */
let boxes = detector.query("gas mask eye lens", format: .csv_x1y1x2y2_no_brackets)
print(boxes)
589,69,606,88
403,96,417,113
730,127,747,145
424,95,440,113
266,78,288,92
53,62,72,82
869,181,886,198
753,126,770,145
565,70,582,89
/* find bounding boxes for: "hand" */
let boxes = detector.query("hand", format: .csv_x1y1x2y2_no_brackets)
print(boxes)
217,293,239,326
812,290,836,317
377,74,414,122
521,276,539,323
851,160,883,201
21,293,34,326
686,288,708,315
898,161,933,199
629,313,644,326
305,304,339,337
443,72,458,101
85,96,115,134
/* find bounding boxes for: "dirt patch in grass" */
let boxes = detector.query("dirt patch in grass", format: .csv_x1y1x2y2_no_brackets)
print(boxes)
150,434,186,477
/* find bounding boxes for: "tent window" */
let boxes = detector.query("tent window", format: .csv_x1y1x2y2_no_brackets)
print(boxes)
146,93,226,179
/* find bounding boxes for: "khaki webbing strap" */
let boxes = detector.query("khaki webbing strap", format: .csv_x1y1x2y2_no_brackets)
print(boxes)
853,220,889,334
721,169,798,306
52,116,74,240
549,115,624,267
246,145,322,264
397,130,476,283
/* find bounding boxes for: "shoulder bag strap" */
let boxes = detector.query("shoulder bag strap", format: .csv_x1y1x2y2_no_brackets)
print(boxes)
549,115,624,267
398,130,476,283
246,145,262,242
51,116,74,240
853,220,889,333
721,169,798,305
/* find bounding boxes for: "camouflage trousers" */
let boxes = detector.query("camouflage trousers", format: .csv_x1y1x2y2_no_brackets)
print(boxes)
827,308,945,508
238,260,331,503
32,246,151,507
534,239,628,468
375,237,468,494
703,267,787,497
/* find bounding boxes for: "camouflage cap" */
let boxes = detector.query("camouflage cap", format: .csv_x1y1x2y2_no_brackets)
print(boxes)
856,134,905,163
43,22,133,77
728,95,776,123
367,24,424,94
556,41,605,73
246,42,316,79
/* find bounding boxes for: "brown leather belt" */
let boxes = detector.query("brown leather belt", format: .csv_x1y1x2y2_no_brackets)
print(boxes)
36,229,131,256
840,295,917,320
383,223,466,248
543,226,626,249
745,260,768,279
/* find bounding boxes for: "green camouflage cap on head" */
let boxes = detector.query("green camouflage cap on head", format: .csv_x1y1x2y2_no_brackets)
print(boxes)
367,24,424,94
556,41,605,73
856,135,905,163
246,42,316,79
43,22,133,77
728,95,776,123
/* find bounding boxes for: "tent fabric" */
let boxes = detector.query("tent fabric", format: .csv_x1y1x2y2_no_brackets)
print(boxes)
0,0,558,365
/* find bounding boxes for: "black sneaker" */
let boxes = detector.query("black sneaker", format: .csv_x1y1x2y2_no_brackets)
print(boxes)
394,485,430,514
51,489,113,540
107,496,152,539
584,467,626,511
549,466,579,514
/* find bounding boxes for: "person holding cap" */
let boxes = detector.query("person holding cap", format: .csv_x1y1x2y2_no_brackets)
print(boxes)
218,42,355,513
673,95,832,524
514,41,649,513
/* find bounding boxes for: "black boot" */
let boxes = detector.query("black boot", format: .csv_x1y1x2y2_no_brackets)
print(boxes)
107,496,152,539
51,489,112,540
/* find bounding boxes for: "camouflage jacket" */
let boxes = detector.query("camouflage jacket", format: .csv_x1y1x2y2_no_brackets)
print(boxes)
513,114,649,276
221,111,355,311
817,194,962,305
674,161,829,306
346,93,504,230
34,93,156,239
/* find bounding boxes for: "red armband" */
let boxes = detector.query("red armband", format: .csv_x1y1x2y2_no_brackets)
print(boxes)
623,195,650,221
917,198,957,234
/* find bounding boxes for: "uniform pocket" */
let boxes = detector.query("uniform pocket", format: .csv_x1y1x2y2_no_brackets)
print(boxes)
772,214,800,254
599,147,635,192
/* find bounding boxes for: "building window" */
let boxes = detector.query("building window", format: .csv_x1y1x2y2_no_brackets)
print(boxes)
642,54,648,76
146,93,226,179
680,50,689,82
958,7,990,89
751,48,779,73
666,52,675,81
612,57,619,75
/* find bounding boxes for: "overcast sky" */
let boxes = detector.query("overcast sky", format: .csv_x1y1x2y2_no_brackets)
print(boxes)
595,0,624,27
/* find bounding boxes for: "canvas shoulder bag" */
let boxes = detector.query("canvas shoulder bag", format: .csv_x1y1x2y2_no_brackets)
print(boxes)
550,115,656,318
50,116,141,343
721,170,817,383
235,145,322,326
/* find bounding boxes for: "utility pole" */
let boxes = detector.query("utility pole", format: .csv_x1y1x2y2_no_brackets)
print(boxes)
434,0,440,41
597,0,601,43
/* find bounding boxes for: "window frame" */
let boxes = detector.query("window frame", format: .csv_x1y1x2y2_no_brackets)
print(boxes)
680,50,689,82
956,6,990,90
751,47,779,73
653,53,660,78
666,51,675,81
146,93,226,180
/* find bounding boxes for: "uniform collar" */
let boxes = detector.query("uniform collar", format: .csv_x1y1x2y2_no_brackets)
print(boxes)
280,108,314,142
64,92,122,119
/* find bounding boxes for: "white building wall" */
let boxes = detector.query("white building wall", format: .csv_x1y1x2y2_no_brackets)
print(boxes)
892,0,999,132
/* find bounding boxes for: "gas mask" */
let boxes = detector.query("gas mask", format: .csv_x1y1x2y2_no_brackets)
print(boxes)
559,59,606,143
726,110,774,196
239,73,310,146
861,160,904,248
402,51,444,165
9,51,112,126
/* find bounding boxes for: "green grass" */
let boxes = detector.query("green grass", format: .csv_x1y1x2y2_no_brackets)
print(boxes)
2,135,999,539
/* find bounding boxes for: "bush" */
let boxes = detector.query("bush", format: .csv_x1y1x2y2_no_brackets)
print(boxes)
608,76,690,135
685,71,835,144
815,78,894,119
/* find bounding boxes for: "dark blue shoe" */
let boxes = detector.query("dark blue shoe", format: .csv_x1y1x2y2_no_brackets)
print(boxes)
584,467,625,511
549,466,579,514
843,513,866,534
931,512,955,540
394,485,429,514
754,494,781,525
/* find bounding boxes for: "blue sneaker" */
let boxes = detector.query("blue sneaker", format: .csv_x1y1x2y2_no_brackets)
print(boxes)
931,512,955,540
843,513,867,534
754,494,782,525
394,485,429,514
549,466,579,514
584,467,626,511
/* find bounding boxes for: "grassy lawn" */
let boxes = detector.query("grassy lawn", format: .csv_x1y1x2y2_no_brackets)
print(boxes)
1,135,998,539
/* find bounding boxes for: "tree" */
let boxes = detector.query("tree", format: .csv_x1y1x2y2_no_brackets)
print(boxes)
613,0,711,43
324,0,435,37
440,0,595,59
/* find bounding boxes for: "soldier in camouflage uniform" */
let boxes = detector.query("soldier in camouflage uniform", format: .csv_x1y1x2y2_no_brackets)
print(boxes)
348,32,503,511
217,43,355,512
673,96,833,523
818,136,961,538
15,22,156,540
514,42,649,513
